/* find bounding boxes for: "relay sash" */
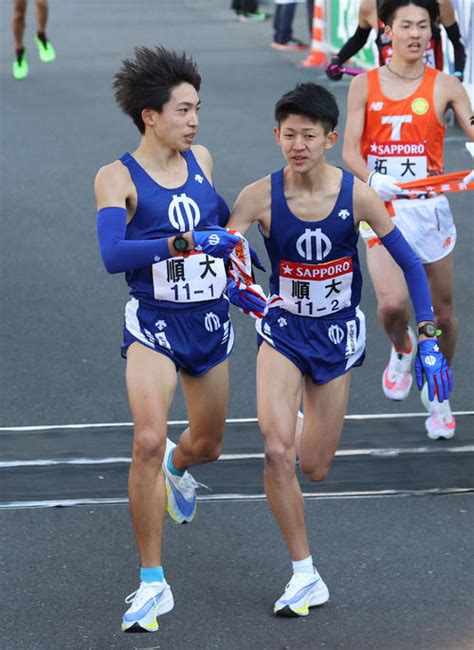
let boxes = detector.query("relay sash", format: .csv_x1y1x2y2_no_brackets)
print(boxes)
227,230,267,319
397,170,474,196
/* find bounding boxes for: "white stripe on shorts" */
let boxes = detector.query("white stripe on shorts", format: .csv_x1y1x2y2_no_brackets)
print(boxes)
345,308,366,371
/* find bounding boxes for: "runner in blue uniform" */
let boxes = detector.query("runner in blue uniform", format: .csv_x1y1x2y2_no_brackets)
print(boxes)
95,46,264,633
227,82,452,617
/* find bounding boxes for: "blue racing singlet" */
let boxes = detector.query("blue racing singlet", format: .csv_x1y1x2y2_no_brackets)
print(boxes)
120,150,228,310
263,167,362,319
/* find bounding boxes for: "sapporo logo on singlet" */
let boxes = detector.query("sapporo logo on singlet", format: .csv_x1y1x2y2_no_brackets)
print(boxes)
296,228,332,261
411,97,429,116
168,193,201,231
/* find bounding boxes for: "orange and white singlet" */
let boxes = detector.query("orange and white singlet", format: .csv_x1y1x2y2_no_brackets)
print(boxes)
360,66,456,263
361,66,445,182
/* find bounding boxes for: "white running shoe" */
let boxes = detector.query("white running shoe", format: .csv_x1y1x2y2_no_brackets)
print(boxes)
121,580,174,633
274,570,329,617
163,438,200,524
382,326,417,401
421,384,456,440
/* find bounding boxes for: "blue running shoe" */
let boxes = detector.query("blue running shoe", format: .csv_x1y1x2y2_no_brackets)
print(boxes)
121,580,174,633
274,570,329,617
163,438,200,524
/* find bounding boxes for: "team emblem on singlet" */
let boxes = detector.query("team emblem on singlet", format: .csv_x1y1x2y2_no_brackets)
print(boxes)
411,97,429,116
168,192,201,231
296,228,332,261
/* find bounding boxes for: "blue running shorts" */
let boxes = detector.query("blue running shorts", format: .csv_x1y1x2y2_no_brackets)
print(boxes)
122,296,234,376
256,306,366,384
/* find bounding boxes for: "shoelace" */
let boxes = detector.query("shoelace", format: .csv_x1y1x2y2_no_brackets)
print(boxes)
389,350,412,379
125,583,163,606
177,473,210,498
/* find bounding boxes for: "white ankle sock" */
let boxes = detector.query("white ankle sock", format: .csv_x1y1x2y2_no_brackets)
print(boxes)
292,555,314,575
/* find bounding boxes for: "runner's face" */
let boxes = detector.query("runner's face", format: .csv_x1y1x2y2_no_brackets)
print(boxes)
386,5,432,63
147,82,200,150
275,115,336,173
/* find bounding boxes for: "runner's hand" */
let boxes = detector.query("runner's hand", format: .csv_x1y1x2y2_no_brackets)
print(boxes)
226,278,267,315
325,57,344,81
414,339,453,402
367,171,403,201
192,227,240,258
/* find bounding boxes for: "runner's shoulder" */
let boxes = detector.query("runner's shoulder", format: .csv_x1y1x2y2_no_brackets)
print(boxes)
238,175,271,206
348,71,369,98
94,159,134,205
191,144,213,180
95,159,130,188
434,69,463,93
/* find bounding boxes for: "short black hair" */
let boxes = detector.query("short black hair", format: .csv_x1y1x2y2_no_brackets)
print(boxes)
275,83,339,134
113,46,201,133
378,0,439,27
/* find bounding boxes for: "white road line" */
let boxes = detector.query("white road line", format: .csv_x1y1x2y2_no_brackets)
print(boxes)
1,444,473,469
0,487,472,510
0,411,473,433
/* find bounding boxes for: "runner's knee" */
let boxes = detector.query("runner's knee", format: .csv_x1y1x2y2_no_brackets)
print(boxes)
132,430,166,464
191,437,222,463
435,307,456,334
300,459,331,483
13,5,27,21
378,300,409,325
264,438,296,476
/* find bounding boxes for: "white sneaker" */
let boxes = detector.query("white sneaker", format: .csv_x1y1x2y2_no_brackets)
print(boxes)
421,384,456,440
382,326,417,401
274,570,329,617
121,580,174,632
163,438,200,524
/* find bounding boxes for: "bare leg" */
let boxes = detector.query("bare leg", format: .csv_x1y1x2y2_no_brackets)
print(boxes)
424,253,457,363
299,372,351,481
12,0,27,50
126,343,177,567
257,343,308,560
35,0,48,33
172,359,229,471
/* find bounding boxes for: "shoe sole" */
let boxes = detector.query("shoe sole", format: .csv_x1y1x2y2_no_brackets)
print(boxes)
425,425,455,440
122,590,174,633
274,584,329,617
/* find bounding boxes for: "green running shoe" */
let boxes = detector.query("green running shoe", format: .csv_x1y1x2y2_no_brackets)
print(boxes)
12,50,28,80
239,10,267,22
35,35,56,63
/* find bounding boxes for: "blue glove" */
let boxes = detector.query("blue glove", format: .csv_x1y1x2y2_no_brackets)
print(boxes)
192,226,240,258
226,278,266,314
249,245,267,272
415,339,453,402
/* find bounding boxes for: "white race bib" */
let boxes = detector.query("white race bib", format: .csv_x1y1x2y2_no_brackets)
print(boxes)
152,252,226,303
368,141,427,182
278,257,353,317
